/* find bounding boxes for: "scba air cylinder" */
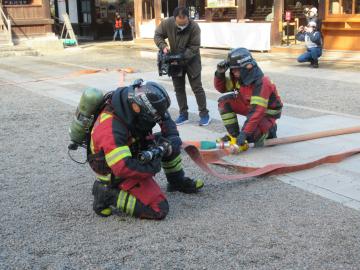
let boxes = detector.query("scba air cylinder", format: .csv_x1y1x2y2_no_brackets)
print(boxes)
69,88,104,146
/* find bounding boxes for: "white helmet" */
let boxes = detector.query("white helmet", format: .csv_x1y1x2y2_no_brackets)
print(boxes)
309,7,318,17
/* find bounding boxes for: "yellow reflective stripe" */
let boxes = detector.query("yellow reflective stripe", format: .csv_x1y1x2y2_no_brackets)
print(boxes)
116,190,128,211
254,133,268,147
163,162,182,174
225,78,240,91
266,109,281,115
100,113,113,123
223,119,238,125
162,155,181,168
225,78,233,91
90,138,95,154
105,146,132,167
221,112,236,120
126,195,136,216
96,173,111,182
250,96,268,108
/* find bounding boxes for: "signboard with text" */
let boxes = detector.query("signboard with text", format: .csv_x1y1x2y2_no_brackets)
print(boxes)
207,0,236,8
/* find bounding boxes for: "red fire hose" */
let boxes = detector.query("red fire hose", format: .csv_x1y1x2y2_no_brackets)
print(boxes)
183,126,360,181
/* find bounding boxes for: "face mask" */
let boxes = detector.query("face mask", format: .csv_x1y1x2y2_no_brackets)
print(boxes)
135,113,156,131
177,23,189,31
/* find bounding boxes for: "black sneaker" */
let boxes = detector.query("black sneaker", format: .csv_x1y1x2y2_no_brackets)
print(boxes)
92,181,117,217
167,177,204,194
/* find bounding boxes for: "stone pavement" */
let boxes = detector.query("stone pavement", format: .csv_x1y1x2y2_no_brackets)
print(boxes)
1,49,360,212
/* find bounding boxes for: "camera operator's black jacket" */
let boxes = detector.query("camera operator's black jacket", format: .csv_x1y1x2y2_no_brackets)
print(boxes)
154,17,201,78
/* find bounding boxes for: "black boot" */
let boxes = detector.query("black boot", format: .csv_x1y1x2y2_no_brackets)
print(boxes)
166,171,204,194
267,124,277,139
312,60,319,68
92,180,119,217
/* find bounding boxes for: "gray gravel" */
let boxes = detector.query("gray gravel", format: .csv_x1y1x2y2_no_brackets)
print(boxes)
1,81,360,269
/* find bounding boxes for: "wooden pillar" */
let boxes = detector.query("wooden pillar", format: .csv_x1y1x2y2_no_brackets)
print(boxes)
237,0,246,21
272,0,283,46
42,0,51,18
154,0,161,26
318,0,325,21
178,0,186,7
134,0,143,39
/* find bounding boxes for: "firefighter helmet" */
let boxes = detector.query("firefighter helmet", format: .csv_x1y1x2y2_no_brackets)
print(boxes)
128,80,171,123
227,47,257,69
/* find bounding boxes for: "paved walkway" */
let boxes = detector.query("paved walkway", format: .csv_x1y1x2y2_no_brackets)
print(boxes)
1,50,360,211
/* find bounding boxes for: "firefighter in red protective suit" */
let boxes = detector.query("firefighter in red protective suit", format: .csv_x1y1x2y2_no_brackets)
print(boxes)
214,48,282,146
90,80,204,220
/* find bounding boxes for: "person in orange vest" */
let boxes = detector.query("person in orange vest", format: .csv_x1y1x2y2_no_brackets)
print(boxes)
113,15,123,41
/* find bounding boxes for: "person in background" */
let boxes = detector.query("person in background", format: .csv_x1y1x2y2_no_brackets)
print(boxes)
304,6,321,31
154,7,211,126
296,21,322,68
127,12,135,40
113,15,123,41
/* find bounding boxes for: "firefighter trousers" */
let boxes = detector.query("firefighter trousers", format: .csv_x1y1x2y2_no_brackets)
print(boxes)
218,93,277,143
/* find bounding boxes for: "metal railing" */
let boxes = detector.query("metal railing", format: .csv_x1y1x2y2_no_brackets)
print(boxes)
0,5,12,44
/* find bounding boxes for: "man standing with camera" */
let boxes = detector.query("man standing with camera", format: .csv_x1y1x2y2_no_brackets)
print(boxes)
154,7,211,126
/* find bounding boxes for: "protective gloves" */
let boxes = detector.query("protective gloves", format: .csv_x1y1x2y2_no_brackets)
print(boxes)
217,60,229,73
148,157,162,174
236,132,247,146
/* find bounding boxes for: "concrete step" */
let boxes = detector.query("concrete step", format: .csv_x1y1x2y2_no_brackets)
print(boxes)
0,45,38,58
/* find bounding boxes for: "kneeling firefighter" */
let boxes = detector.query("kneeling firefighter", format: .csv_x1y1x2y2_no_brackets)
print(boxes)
214,48,283,147
69,80,204,220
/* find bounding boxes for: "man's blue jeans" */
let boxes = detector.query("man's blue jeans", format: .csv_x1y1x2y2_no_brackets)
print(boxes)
113,29,123,41
297,47,322,63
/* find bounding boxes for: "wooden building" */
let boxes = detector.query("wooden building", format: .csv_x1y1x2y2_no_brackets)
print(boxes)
0,0,53,42
54,0,134,40
322,0,360,50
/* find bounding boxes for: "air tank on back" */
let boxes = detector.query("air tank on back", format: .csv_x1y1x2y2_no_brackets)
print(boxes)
69,88,104,148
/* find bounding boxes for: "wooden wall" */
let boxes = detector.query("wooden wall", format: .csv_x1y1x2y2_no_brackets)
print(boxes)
3,0,53,38
323,0,360,51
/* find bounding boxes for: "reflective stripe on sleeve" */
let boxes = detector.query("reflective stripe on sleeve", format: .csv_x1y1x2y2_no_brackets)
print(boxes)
105,146,132,167
266,109,281,116
250,96,268,108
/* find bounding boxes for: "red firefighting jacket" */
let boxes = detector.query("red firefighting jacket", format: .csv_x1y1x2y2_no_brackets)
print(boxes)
89,88,178,183
214,73,282,136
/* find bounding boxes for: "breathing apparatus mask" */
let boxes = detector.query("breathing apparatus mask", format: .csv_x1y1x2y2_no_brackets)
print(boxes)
128,79,171,129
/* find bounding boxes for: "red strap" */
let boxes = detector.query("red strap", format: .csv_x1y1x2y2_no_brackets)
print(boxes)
183,143,360,181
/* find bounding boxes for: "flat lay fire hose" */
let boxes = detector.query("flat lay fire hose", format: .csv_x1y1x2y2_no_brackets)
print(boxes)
183,126,360,181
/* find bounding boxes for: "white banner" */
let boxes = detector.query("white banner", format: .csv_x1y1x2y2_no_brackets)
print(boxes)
207,0,236,8
198,22,271,51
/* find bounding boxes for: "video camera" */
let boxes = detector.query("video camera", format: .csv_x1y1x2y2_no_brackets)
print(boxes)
157,50,183,77
138,141,171,164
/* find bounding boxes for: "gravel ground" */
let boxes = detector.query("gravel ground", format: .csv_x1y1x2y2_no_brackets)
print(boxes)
1,83,360,269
